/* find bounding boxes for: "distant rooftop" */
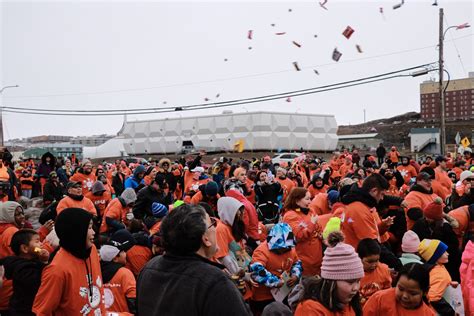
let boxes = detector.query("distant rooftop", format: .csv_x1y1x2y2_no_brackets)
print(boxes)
409,128,440,134
337,133,379,140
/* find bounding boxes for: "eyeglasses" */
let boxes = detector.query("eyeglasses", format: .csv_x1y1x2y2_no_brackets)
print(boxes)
207,217,217,230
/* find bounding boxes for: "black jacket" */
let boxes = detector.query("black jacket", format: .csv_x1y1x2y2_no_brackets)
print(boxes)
0,256,46,316
132,186,173,219
454,192,474,209
137,253,251,316
43,180,64,205
376,146,386,158
112,172,126,197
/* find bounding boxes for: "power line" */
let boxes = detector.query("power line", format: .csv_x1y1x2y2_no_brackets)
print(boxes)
3,34,471,99
2,63,436,116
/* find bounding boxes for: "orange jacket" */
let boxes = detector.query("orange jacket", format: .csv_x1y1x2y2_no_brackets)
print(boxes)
56,196,97,217
341,201,380,250
282,209,322,276
449,205,474,248
296,300,356,316
404,190,440,230
363,288,435,315
427,264,451,302
70,172,97,194
85,191,112,218
99,198,130,233
33,246,106,316
104,267,136,314
251,241,300,301
309,193,331,216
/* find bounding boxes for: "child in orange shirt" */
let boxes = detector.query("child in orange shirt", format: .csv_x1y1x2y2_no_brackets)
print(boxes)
100,243,136,315
357,238,392,305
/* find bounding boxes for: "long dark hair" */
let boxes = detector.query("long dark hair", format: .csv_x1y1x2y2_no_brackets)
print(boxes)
397,263,431,306
300,276,362,316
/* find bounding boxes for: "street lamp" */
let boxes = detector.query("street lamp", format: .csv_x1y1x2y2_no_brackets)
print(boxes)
438,8,470,155
0,85,20,147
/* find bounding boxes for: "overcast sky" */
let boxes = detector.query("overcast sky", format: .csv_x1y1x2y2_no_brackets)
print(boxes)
1,0,472,140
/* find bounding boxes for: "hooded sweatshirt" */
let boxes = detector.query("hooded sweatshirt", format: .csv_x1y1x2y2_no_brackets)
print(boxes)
225,189,259,240
33,208,106,316
85,181,112,218
461,240,474,316
124,165,145,191
0,201,22,310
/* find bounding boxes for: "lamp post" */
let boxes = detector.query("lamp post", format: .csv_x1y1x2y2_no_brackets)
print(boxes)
438,8,470,155
0,85,20,147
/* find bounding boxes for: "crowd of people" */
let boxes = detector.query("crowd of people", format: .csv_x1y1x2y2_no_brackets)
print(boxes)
1,143,474,315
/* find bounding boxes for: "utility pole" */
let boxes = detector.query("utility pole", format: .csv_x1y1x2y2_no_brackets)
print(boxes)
363,109,366,124
438,8,446,155
0,85,19,147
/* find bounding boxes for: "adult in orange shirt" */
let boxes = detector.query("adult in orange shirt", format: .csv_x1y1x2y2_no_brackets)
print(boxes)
363,263,434,315
388,146,401,166
357,239,392,305
249,223,302,313
56,181,97,217
0,201,25,313
100,243,136,314
282,187,322,276
70,159,97,195
341,174,391,250
307,173,328,199
295,231,364,316
33,208,106,316
85,181,112,220
397,157,418,185
100,188,137,234
275,167,295,202
338,156,354,178
434,156,453,196
404,172,440,230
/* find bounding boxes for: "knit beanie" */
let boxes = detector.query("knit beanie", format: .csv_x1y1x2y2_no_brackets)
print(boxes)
323,217,341,240
401,230,420,253
327,190,340,204
423,197,443,221
418,239,448,264
204,181,219,196
321,232,364,280
151,202,168,218
121,188,137,205
91,181,106,194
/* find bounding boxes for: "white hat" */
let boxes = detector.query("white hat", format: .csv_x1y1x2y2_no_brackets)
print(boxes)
99,245,120,262
191,166,205,173
460,170,474,183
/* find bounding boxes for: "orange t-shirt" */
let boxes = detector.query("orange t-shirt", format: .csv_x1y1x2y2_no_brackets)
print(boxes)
251,242,299,301
125,245,152,277
296,299,356,316
341,202,380,250
404,191,440,230
33,246,105,316
308,185,328,199
363,288,435,315
360,263,392,305
70,172,97,194
85,191,112,218
397,165,418,184
389,151,400,163
104,267,136,314
56,196,97,217
282,209,322,276
100,198,130,233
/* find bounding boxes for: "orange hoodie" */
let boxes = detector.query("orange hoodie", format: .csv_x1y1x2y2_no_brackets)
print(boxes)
85,191,112,218
56,196,97,217
104,267,136,314
309,193,331,216
100,198,130,234
341,201,380,250
282,208,322,276
33,246,106,316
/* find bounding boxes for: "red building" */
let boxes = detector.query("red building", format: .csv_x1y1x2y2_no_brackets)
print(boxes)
420,73,474,122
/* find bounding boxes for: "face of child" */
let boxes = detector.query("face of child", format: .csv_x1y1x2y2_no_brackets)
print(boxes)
395,275,424,310
14,207,25,228
28,234,42,254
362,254,380,272
437,251,449,264
336,279,360,304
296,192,312,209
86,220,95,249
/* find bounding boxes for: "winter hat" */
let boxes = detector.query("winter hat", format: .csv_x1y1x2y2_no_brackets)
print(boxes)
402,230,420,253
173,200,184,208
110,229,135,251
233,167,246,178
423,197,443,221
133,164,146,176
91,181,106,194
327,190,340,204
266,223,295,251
121,188,137,205
191,166,205,173
55,208,93,259
99,245,121,262
81,159,92,167
151,202,168,218
323,217,341,240
0,201,22,224
49,171,58,178
261,302,292,316
217,197,243,226
418,239,448,264
460,170,474,183
154,173,167,187
417,170,434,181
204,181,219,196
321,232,364,280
